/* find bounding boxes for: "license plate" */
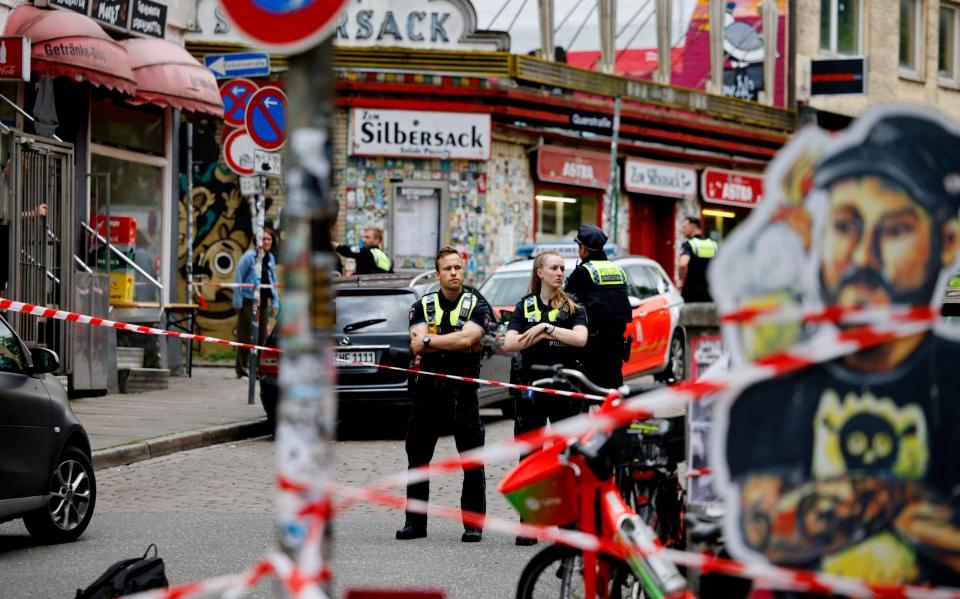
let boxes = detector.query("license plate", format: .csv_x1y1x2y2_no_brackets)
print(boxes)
336,351,377,367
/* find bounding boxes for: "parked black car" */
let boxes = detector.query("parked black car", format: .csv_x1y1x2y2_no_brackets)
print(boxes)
0,315,96,542
258,272,510,425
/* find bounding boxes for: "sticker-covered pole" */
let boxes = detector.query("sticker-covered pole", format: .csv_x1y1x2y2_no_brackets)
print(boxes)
248,193,264,405
276,34,337,598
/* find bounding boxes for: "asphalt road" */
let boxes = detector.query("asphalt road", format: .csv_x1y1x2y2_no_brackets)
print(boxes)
0,415,537,598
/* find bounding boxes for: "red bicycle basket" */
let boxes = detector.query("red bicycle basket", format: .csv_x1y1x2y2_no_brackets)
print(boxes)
498,441,579,526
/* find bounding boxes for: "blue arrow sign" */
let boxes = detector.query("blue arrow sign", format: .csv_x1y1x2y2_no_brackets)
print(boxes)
204,52,271,79
245,86,286,151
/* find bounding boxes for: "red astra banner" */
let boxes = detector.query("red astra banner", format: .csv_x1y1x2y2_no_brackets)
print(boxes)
537,145,611,190
701,168,764,208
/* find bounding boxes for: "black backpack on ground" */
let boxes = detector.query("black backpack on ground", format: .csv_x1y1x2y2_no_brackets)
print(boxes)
76,543,168,599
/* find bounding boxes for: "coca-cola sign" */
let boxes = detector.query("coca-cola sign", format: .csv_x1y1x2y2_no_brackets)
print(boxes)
0,36,30,83
701,167,764,208
536,145,610,190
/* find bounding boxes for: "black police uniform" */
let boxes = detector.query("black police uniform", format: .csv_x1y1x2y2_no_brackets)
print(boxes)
680,235,717,303
565,226,632,390
507,294,589,436
335,244,393,274
403,288,491,535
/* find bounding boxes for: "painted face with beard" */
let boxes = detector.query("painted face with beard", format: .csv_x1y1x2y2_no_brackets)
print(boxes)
820,175,942,307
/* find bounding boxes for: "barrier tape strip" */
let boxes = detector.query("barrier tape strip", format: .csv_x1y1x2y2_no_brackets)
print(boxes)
721,303,937,325
0,299,279,354
190,282,283,289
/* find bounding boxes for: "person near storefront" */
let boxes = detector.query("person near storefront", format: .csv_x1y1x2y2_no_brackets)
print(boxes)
233,228,279,379
503,250,588,545
335,227,393,274
565,224,632,390
678,216,718,303
398,247,493,543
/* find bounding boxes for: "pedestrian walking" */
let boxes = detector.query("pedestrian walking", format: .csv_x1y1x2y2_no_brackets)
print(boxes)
503,250,588,545
233,228,279,379
678,216,718,303
564,224,632,390
397,247,492,543
335,227,393,274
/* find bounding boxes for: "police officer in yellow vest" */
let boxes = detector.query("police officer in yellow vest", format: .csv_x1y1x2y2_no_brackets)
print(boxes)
335,226,393,274
565,224,633,390
678,216,718,303
398,247,493,543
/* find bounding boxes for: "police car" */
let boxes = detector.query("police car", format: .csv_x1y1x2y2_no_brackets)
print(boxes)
478,243,686,383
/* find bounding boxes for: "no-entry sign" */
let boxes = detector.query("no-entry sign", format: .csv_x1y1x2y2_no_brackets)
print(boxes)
218,0,348,54
244,86,287,151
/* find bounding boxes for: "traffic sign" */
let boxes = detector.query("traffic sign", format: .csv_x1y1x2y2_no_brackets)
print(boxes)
244,86,286,151
223,129,256,176
219,78,259,128
254,149,282,177
218,0,348,54
204,52,271,79
239,175,261,196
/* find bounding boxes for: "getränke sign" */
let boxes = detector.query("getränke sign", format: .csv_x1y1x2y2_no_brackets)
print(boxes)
349,108,492,160
334,0,509,51
624,157,697,199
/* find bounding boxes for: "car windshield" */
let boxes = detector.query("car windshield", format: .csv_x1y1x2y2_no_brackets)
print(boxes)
335,292,413,334
479,273,531,307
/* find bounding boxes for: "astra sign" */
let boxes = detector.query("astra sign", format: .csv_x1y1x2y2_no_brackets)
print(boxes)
349,108,491,160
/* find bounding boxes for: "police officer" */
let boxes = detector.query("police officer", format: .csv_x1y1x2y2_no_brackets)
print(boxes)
678,216,718,303
565,224,632,390
397,247,492,543
503,250,588,545
335,227,393,274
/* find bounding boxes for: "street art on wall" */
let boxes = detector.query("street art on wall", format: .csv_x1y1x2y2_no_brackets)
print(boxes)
710,106,960,586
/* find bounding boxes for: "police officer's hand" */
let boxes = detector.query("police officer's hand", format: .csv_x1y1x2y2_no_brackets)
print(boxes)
410,330,425,354
516,324,547,349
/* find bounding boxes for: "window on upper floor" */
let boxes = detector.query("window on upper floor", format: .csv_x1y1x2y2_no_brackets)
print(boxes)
820,0,862,55
900,0,923,77
940,3,959,85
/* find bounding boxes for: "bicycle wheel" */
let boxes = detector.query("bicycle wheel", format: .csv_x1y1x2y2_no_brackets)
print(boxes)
516,544,640,599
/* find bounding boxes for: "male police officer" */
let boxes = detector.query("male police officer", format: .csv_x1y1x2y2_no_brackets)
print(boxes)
397,247,491,543
335,227,393,274
679,216,718,303
565,224,632,390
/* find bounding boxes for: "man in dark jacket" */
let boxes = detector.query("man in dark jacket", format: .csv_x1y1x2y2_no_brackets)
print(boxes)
565,224,632,389
335,227,393,274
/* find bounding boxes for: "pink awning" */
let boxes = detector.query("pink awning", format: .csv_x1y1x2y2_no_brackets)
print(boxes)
4,5,136,95
121,39,223,117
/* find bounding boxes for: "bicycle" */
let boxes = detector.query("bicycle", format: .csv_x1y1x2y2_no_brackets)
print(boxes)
499,365,693,599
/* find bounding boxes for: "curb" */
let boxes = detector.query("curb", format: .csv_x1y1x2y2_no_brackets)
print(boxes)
93,419,271,470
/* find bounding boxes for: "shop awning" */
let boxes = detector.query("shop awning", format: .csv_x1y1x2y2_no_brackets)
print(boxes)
4,5,136,95
121,39,222,117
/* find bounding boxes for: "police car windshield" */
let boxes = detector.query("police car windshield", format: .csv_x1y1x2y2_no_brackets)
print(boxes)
479,273,531,307
335,292,411,334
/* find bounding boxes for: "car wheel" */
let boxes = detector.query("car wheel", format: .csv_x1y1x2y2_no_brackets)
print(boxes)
654,334,685,383
23,446,96,543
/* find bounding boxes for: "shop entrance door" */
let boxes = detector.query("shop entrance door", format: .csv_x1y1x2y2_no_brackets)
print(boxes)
391,182,447,270
629,196,675,278
6,133,75,373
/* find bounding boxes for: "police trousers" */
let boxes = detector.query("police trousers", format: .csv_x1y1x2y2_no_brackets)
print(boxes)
404,378,486,530
581,324,627,390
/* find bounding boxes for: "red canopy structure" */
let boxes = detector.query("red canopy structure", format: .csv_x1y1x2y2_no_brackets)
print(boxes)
121,38,223,116
4,4,136,95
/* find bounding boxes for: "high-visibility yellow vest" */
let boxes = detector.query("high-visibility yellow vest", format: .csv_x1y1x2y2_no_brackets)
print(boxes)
523,295,561,323
421,291,476,333
689,238,718,259
583,260,627,286
370,247,392,271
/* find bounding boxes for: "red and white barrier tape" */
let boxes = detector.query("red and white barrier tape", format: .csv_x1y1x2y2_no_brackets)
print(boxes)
191,281,283,289
0,299,279,354
722,303,937,326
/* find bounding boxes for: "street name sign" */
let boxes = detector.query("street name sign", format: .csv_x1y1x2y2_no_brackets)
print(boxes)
204,52,270,79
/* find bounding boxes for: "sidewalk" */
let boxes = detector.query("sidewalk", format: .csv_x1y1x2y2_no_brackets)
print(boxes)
70,367,269,470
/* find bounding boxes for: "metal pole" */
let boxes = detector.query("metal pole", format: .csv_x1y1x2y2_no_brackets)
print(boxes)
762,0,779,106
247,190,264,406
607,96,621,244
537,0,555,61
278,34,337,598
185,122,195,376
708,0,725,94
656,0,672,85
598,0,616,73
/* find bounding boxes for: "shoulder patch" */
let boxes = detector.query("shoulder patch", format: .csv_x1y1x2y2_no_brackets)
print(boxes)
408,307,416,321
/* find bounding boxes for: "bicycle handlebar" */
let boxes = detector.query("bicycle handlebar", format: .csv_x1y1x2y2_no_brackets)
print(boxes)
528,364,663,399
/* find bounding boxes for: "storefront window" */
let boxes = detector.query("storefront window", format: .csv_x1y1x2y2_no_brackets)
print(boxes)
535,191,598,243
701,207,749,243
91,99,165,156
90,152,165,303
